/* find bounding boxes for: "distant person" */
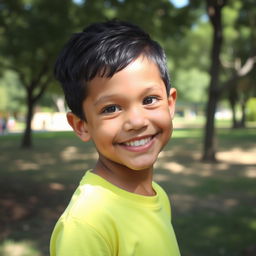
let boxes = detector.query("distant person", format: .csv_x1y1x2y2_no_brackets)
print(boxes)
50,20,180,256
0,117,7,135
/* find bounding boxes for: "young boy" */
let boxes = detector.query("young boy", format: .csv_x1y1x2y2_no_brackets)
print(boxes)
50,20,180,256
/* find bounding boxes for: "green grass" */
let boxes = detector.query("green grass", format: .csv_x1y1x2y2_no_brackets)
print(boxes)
0,127,256,256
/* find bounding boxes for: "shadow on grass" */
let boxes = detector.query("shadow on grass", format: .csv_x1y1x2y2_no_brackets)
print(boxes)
0,128,256,256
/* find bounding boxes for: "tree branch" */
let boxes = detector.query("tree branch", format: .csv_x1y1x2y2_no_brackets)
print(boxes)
221,55,256,76
32,75,52,104
238,56,256,76
30,60,50,91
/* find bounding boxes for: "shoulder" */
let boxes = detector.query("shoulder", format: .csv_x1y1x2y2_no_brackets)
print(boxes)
64,181,116,223
153,181,172,218
51,182,117,255
50,213,113,255
153,181,169,201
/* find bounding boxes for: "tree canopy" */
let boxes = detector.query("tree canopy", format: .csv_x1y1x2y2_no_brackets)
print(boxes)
0,0,76,146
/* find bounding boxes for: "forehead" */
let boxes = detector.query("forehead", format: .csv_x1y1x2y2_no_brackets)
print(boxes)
86,56,165,99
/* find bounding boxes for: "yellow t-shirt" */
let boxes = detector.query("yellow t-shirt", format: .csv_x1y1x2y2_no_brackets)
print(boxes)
50,170,180,256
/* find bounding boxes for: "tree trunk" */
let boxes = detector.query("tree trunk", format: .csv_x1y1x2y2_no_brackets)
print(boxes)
240,99,246,128
202,1,226,162
203,90,219,161
19,66,50,148
228,87,238,128
21,92,34,148
235,97,247,128
230,100,238,128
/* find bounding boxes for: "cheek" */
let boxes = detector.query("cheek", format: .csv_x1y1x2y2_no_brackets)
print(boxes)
90,120,120,143
153,111,173,143
160,117,173,149
162,119,173,138
152,107,172,128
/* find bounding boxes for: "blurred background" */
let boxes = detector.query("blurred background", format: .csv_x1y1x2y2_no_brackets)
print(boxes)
0,0,256,255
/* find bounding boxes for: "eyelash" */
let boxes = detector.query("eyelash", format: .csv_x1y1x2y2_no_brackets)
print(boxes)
143,96,160,105
101,105,121,114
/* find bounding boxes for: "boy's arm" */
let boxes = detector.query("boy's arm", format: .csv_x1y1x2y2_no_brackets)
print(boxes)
50,218,112,256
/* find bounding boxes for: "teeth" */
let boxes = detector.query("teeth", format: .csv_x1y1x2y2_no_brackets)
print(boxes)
124,137,151,147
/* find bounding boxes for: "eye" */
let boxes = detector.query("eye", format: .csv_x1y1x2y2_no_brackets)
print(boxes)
101,105,121,114
143,96,159,105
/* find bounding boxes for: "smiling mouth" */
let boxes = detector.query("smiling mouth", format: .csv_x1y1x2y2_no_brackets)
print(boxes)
119,135,156,148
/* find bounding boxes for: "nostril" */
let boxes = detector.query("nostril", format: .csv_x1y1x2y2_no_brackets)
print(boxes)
123,117,148,131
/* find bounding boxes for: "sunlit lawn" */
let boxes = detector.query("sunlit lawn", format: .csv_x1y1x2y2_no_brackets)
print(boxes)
0,125,256,256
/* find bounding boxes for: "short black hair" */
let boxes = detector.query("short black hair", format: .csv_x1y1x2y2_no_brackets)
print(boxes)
54,20,171,120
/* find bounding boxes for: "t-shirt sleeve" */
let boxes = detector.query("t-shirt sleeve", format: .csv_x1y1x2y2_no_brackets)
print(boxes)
50,217,112,256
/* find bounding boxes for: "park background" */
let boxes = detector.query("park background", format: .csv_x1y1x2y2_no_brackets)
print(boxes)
0,0,256,255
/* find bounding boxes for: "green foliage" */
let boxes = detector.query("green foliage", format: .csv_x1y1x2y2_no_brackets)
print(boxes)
0,71,26,114
221,0,256,74
0,0,75,80
0,0,81,114
246,98,256,121
174,68,209,103
168,19,212,103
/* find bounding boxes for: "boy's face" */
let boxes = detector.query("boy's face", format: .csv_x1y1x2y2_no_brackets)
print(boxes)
71,56,176,172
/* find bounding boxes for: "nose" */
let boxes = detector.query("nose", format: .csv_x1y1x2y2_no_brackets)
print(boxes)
123,106,148,131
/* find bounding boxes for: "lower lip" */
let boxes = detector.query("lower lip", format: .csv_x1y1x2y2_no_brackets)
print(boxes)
119,136,156,153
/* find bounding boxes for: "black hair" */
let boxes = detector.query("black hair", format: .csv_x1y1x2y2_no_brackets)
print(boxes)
54,20,171,120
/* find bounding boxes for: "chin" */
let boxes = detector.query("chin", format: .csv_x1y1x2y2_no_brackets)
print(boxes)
125,161,156,171
125,155,159,171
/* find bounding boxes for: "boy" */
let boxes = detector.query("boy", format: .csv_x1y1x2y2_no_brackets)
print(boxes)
50,20,180,256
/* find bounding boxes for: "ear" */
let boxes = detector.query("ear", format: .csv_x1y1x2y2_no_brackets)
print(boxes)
168,88,177,119
66,112,91,142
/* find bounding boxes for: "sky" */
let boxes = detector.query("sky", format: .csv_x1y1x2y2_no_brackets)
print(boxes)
73,0,190,8
170,0,189,8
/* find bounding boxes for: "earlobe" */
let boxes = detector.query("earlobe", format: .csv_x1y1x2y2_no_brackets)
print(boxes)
66,112,91,142
168,88,177,119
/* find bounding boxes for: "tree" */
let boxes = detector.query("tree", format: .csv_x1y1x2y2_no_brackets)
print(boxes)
0,0,75,147
221,0,256,128
202,0,227,162
186,0,256,161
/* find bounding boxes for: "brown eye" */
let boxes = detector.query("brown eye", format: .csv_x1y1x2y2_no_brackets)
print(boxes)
102,105,121,114
143,96,158,105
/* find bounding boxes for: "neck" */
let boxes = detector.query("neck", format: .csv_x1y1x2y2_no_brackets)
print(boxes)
92,156,155,196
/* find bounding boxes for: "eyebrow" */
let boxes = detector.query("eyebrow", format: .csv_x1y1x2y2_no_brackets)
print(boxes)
93,85,163,106
94,94,120,106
